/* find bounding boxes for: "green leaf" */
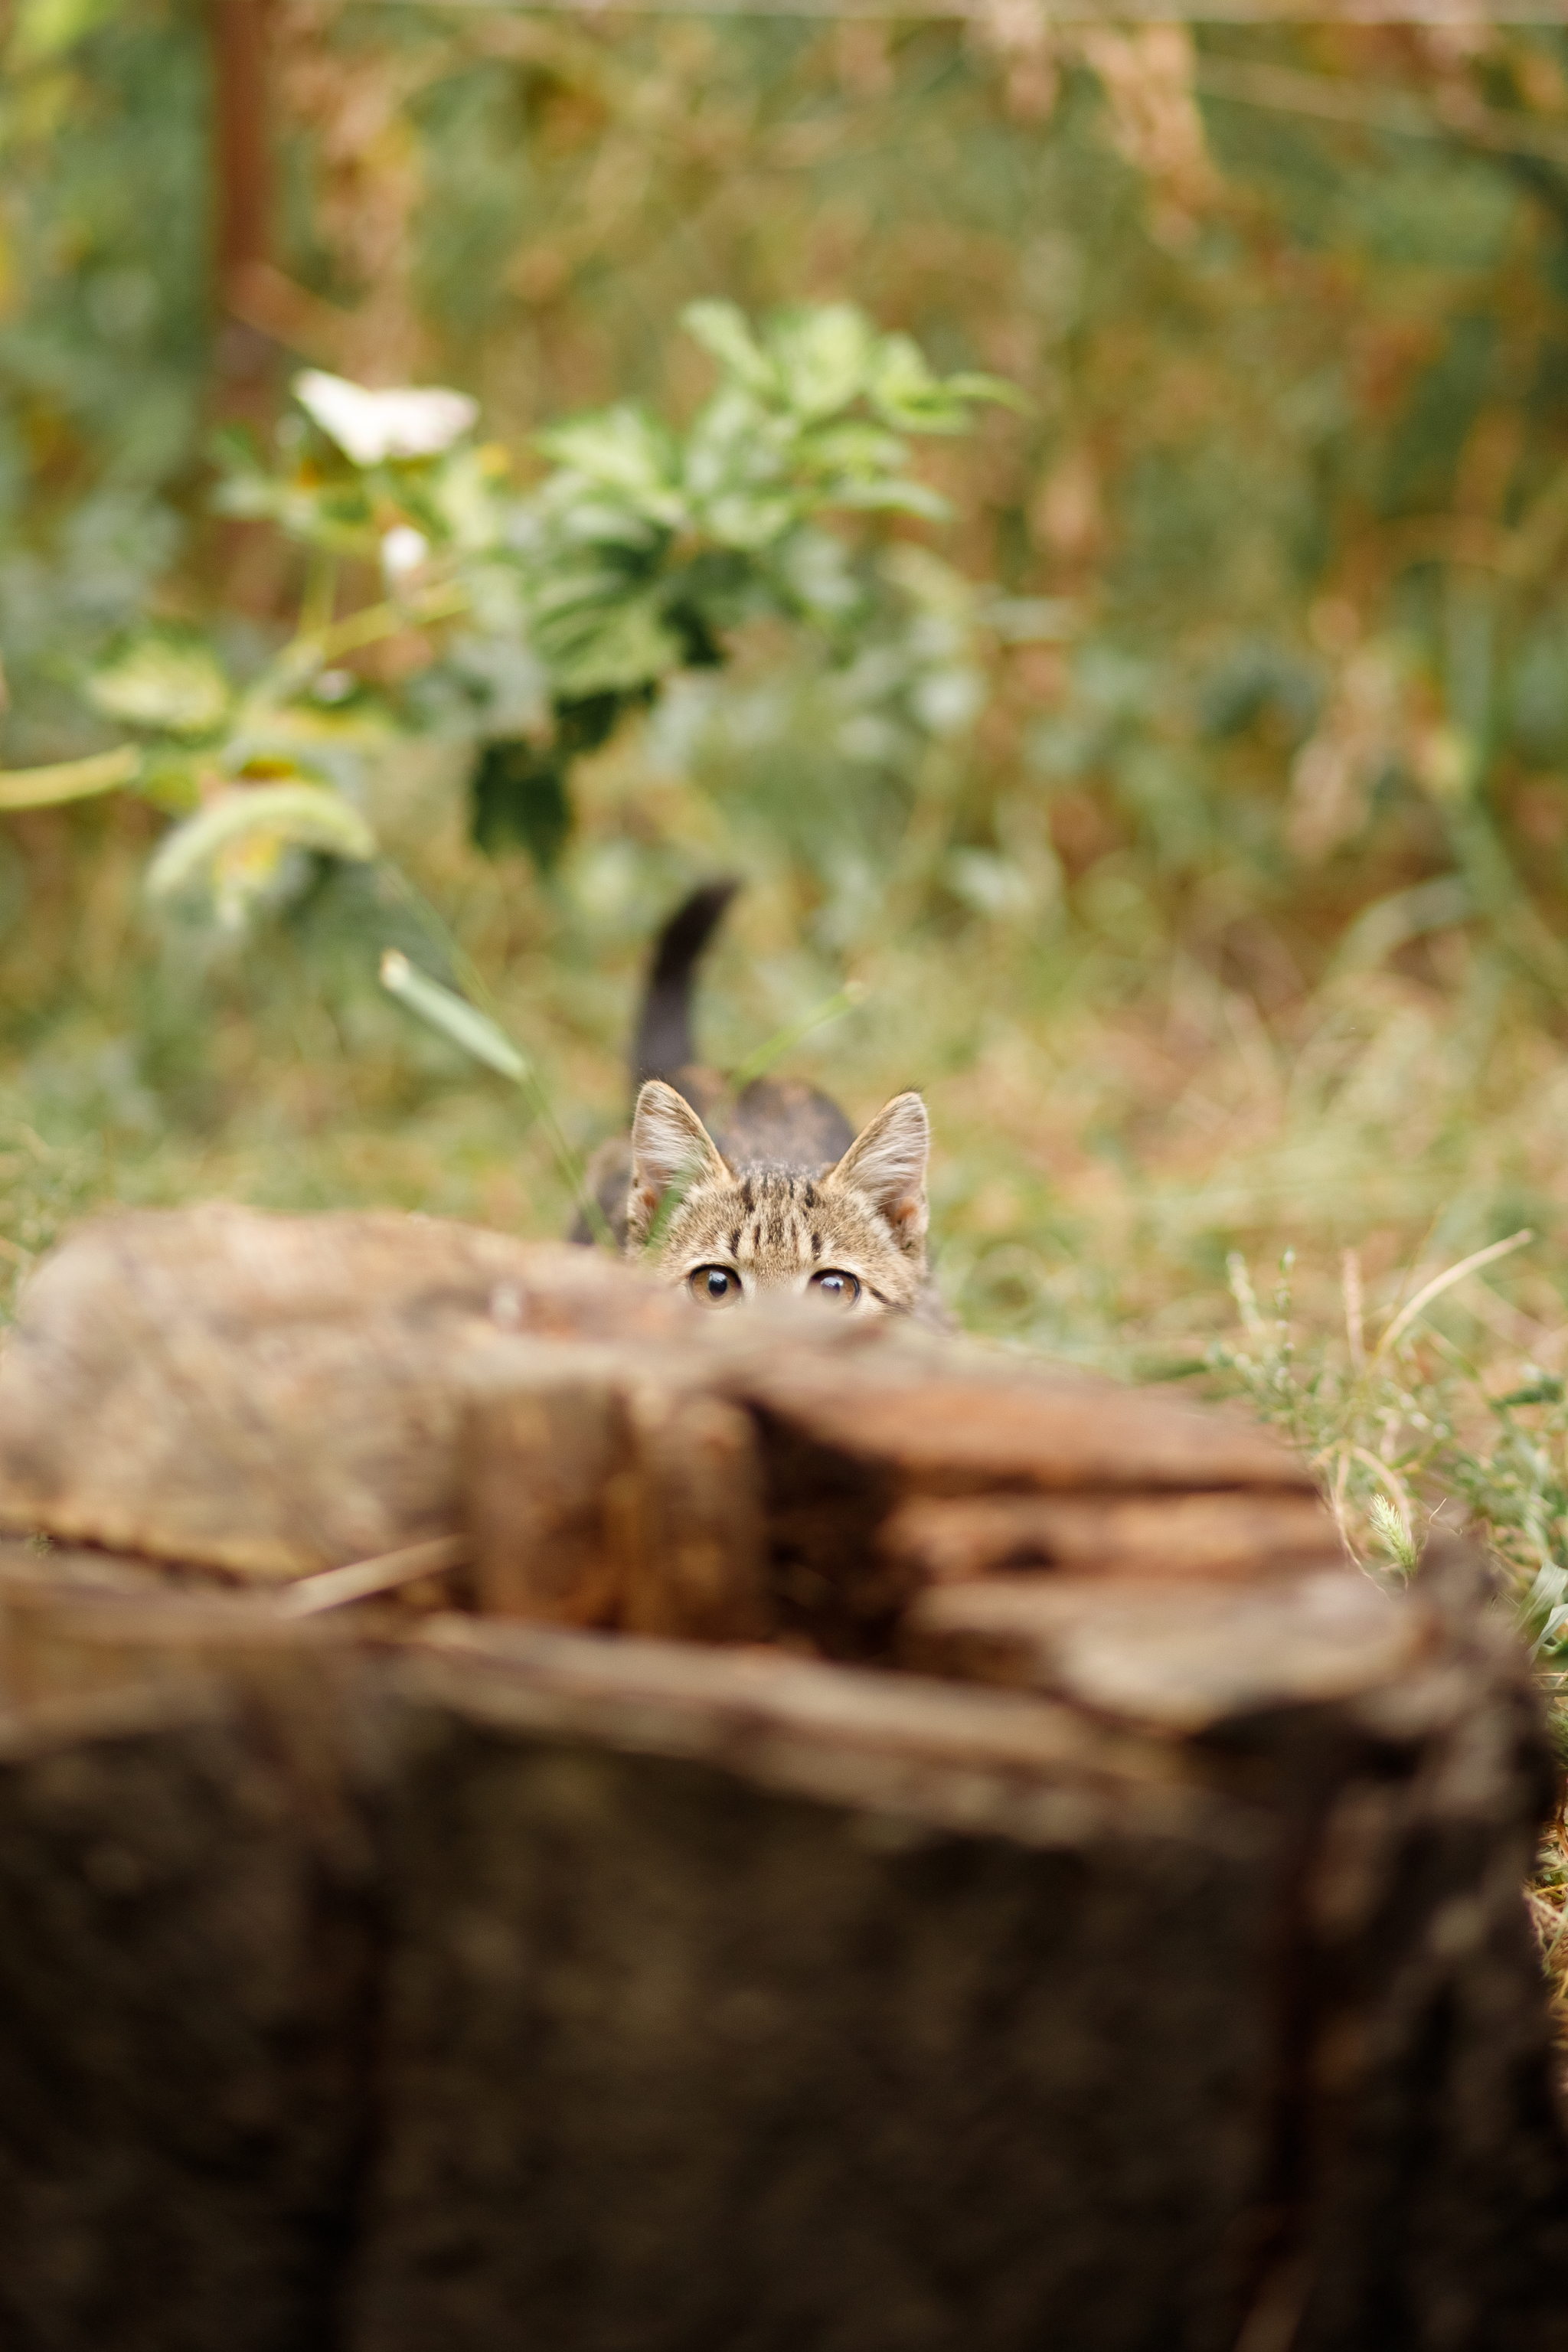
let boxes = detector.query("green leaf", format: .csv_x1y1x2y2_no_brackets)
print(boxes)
146,784,376,900
220,701,401,804
428,445,508,552
528,560,646,623
380,952,531,1080
701,491,804,551
210,472,281,524
767,304,876,422
137,753,202,815
10,0,117,64
1497,1377,1566,1410
769,528,864,625
946,371,1031,413
832,478,951,521
658,548,760,642
800,420,910,481
546,495,665,554
537,407,684,524
681,301,779,399
682,387,785,503
86,632,233,738
867,334,970,434
469,738,573,871
531,585,684,697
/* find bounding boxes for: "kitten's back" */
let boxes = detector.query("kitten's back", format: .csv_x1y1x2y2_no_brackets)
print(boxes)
709,1076,853,1172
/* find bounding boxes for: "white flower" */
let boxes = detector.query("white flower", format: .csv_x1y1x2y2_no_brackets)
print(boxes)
381,525,431,585
293,370,479,466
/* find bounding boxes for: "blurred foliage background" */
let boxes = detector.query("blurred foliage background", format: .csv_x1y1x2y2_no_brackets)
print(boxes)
15,1,1568,1647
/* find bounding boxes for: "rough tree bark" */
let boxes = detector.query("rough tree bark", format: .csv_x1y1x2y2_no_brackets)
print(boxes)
0,1207,1559,2352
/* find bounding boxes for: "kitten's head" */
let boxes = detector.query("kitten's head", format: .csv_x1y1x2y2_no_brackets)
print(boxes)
626,1080,929,1316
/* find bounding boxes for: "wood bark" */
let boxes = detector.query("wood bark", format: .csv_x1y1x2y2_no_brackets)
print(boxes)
0,1610,377,2352
0,1558,1560,2352
0,1211,1560,2349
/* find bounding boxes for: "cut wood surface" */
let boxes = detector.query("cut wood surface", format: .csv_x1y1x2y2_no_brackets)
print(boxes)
900,1571,1436,1730
0,1207,681,1579
733,1353,1316,1495
0,1208,1562,2350
879,1488,1341,1586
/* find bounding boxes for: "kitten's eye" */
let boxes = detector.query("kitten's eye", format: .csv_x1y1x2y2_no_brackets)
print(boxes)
688,1265,741,1307
808,1269,861,1305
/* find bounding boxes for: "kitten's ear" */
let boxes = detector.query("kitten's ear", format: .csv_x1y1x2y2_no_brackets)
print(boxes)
827,1091,929,1253
629,1080,727,1245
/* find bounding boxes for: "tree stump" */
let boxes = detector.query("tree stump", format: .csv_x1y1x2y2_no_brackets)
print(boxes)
0,1207,1560,2352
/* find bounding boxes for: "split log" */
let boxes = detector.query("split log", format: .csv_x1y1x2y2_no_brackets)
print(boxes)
898,1570,1432,1727
349,1604,1568,2352
351,1625,1280,2352
618,1380,772,1642
0,1207,1330,1656
456,1327,1332,1657
460,1347,771,1642
0,1589,377,2352
729,1348,1315,1494
878,1488,1342,1586
0,1206,680,1579
0,1570,1560,2352
0,1210,1561,2350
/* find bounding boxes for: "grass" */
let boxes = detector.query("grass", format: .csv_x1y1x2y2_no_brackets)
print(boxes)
2,730,1568,2020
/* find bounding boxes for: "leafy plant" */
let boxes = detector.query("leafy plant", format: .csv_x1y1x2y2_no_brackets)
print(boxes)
11,300,1020,925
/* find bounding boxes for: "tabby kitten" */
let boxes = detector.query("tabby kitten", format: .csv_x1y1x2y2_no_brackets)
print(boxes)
577,881,935,1318
628,1076,931,1317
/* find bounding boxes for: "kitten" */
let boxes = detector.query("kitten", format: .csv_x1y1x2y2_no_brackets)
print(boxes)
576,882,936,1320
628,1077,931,1315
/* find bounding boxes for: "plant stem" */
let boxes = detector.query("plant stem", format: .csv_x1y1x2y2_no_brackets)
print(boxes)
311,581,469,662
298,550,339,641
0,745,143,810
268,581,472,697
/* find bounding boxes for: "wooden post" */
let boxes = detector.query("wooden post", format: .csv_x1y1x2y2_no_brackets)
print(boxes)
211,0,277,408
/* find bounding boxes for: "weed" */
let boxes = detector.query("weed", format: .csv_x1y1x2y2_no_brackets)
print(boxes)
1204,1231,1568,2023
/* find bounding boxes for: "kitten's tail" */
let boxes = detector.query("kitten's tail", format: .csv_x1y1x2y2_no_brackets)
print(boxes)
632,878,741,1089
